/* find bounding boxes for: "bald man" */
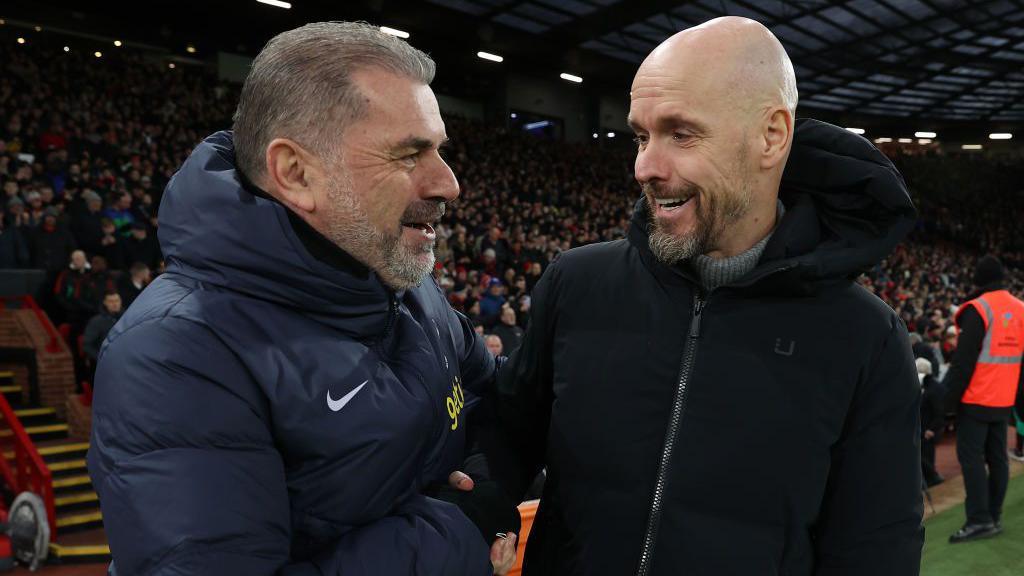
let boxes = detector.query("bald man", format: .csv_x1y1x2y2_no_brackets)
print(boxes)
484,17,923,575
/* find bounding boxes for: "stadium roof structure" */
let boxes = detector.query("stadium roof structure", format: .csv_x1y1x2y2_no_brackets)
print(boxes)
6,0,1024,129
425,0,1024,124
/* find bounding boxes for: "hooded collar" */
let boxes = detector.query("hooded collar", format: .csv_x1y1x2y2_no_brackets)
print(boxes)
157,131,393,337
234,168,371,280
629,119,917,296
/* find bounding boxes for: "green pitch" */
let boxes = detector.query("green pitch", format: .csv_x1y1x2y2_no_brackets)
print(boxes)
921,473,1024,576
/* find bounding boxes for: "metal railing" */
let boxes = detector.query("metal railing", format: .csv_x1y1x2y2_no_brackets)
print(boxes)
0,394,56,540
0,294,59,538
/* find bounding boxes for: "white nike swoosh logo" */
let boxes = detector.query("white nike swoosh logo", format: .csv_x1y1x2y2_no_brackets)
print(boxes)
327,380,369,412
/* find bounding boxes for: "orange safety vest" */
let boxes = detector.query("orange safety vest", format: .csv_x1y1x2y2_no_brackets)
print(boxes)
955,290,1024,408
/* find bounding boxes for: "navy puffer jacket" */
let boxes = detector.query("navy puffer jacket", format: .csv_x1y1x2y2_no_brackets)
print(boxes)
88,131,495,575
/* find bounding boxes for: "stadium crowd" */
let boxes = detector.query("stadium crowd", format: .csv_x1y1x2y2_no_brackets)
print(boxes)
1,29,1022,413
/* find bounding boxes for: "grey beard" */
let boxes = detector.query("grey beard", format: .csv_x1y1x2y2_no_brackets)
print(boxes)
648,215,708,265
380,237,436,290
324,181,435,290
644,183,751,266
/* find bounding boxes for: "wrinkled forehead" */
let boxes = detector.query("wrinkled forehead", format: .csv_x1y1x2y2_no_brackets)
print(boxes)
352,69,446,142
629,77,719,135
633,42,768,135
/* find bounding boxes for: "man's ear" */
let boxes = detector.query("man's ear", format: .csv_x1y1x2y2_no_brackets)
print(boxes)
759,107,793,171
264,138,320,214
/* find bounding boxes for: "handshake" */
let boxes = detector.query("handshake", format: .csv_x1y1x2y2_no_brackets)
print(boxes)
430,470,522,575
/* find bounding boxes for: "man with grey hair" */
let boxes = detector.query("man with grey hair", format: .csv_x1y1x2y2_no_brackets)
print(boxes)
89,21,518,575
484,16,923,575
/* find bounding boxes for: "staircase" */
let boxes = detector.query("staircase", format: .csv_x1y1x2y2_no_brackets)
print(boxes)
0,371,109,564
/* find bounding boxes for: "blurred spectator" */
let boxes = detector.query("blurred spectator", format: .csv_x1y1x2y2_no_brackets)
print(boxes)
83,291,122,366
0,212,28,268
484,334,503,357
71,190,106,255
118,262,151,309
103,192,136,234
909,332,941,382
479,278,506,326
917,357,946,487
24,190,45,228
54,249,99,328
98,218,126,269
123,221,161,269
90,255,116,296
479,227,511,271
492,304,524,353
31,208,75,272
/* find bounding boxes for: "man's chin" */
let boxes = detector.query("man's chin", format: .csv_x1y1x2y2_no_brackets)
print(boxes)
379,245,435,290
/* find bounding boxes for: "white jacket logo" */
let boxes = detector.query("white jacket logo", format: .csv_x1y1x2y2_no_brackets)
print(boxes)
327,380,369,412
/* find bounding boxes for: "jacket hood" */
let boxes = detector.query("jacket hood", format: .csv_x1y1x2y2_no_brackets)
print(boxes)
157,131,391,334
629,118,917,293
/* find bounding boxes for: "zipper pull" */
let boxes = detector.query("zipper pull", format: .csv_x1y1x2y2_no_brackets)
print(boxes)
689,297,705,338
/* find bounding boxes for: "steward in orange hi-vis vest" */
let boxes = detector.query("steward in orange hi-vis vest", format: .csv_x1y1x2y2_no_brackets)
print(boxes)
945,255,1024,543
955,289,1024,408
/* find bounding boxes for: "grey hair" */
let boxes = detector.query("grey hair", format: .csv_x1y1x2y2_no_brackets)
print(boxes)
232,21,435,182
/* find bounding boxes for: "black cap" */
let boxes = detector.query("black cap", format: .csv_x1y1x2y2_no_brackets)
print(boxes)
973,255,1005,287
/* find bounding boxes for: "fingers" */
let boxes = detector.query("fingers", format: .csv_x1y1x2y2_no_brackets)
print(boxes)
448,470,474,491
490,532,518,575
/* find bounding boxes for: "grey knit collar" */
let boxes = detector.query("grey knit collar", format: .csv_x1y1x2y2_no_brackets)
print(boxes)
691,199,785,292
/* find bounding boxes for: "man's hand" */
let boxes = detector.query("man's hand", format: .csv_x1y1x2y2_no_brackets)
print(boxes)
449,470,475,492
449,471,519,575
490,532,517,575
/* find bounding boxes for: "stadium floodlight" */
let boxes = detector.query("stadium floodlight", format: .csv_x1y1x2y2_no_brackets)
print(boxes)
989,133,1012,140
114,40,122,47
918,139,932,144
16,37,25,45
961,144,983,150
63,46,69,52
560,73,583,83
845,128,865,134
34,26,41,32
94,51,102,58
914,131,937,138
380,26,410,39
169,63,176,69
607,132,616,138
874,137,892,143
477,51,503,63
898,138,912,143
187,45,197,54
592,133,599,139
257,0,292,8
510,112,517,119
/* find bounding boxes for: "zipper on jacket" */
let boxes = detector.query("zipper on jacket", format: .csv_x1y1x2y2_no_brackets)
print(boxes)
379,293,400,343
636,292,706,576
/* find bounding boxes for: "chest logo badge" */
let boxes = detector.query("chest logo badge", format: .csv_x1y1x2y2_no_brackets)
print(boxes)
327,380,369,412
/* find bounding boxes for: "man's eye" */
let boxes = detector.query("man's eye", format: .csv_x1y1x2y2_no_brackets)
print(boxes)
672,132,691,142
633,135,648,146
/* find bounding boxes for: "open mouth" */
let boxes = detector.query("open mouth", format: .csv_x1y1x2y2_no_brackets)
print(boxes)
402,222,436,236
653,196,694,212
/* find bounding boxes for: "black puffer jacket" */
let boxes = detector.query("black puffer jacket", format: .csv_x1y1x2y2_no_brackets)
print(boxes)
487,119,924,576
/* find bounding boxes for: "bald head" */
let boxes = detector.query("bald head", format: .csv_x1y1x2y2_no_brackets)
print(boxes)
637,16,797,119
628,16,798,262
